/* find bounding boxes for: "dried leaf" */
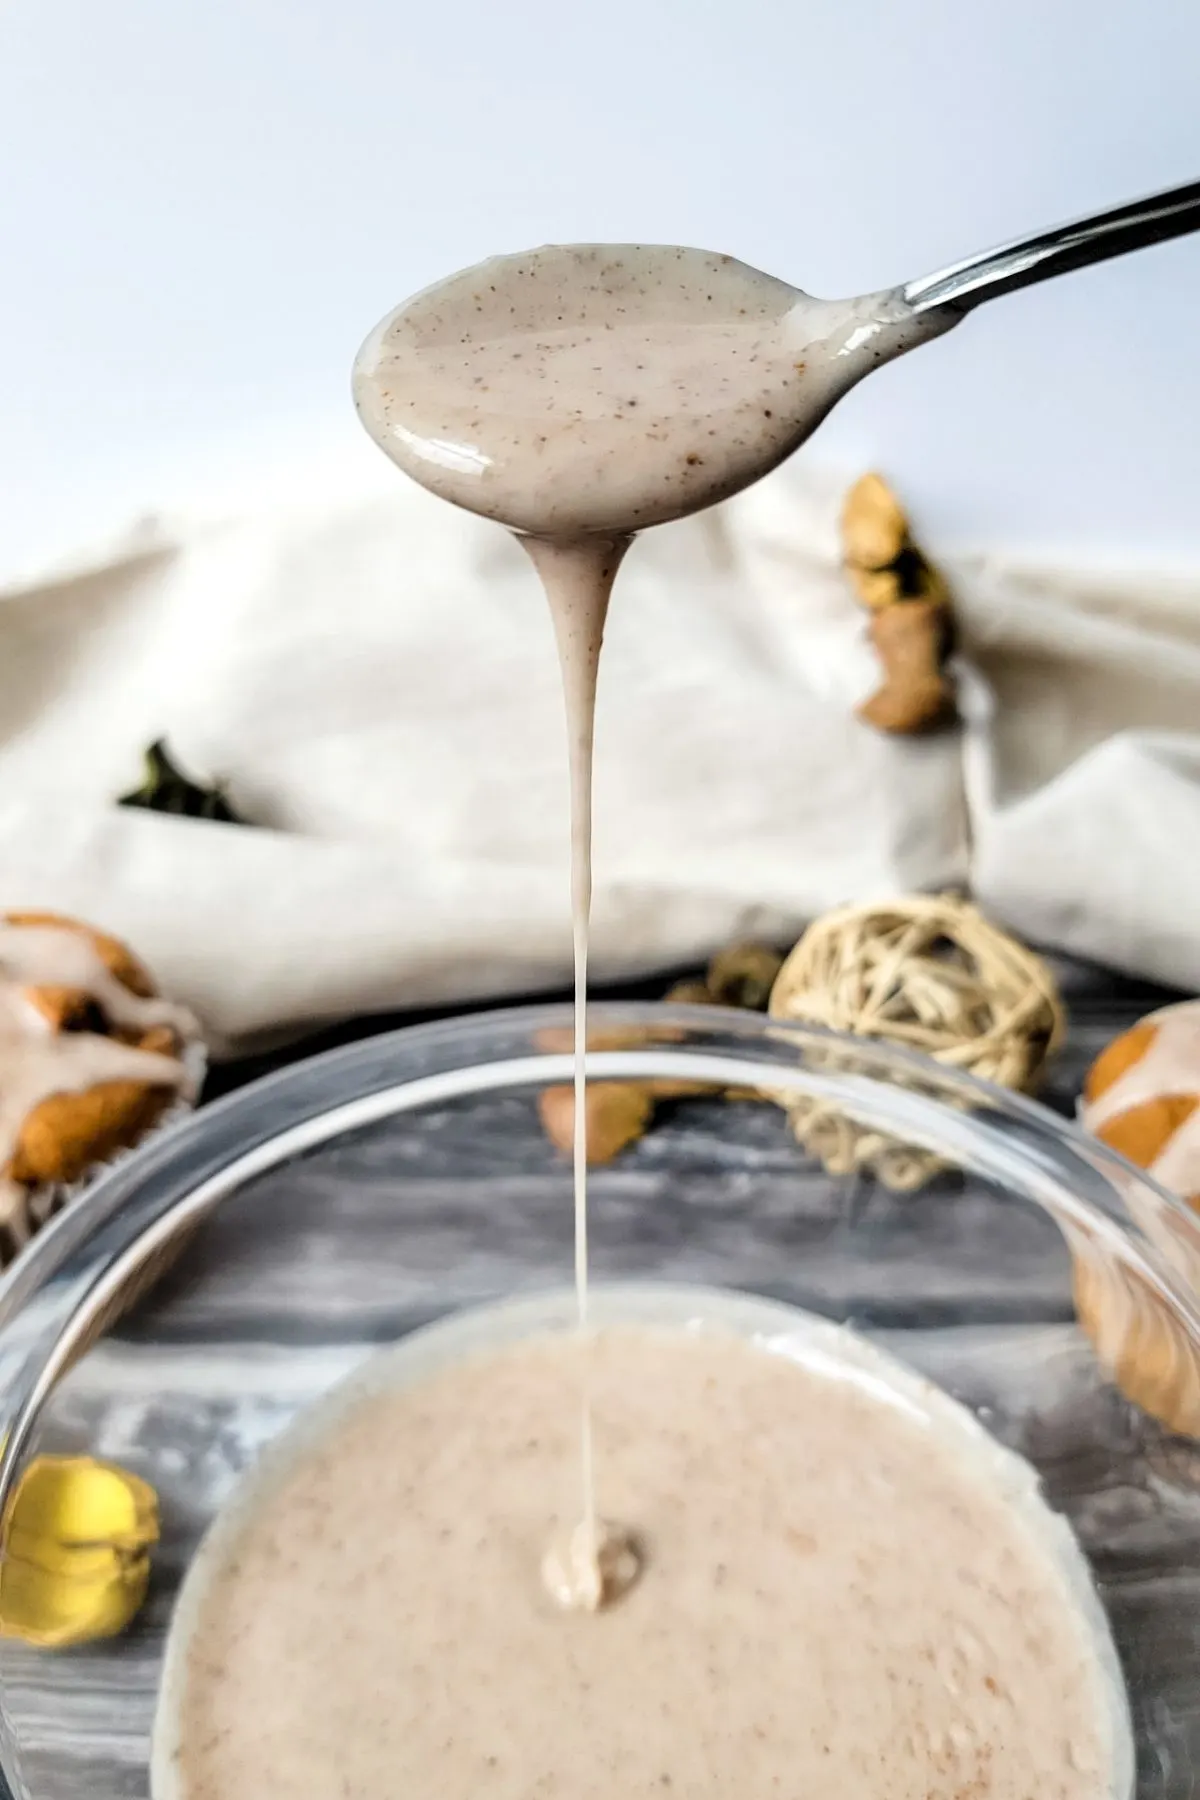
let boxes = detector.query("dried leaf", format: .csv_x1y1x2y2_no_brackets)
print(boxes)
119,741,244,824
706,943,784,1011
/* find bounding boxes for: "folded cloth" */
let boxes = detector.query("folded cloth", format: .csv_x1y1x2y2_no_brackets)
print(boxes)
0,455,1194,1055
959,559,1200,990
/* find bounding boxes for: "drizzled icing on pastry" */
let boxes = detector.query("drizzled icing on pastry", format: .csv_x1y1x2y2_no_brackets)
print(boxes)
0,921,198,1246
1084,1000,1200,1203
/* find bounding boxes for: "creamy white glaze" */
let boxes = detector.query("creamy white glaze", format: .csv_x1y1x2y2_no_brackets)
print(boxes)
521,533,629,1563
156,1289,1132,1800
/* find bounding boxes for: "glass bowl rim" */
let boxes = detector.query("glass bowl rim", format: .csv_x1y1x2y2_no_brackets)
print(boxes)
0,999,1197,1800
2,997,1199,1378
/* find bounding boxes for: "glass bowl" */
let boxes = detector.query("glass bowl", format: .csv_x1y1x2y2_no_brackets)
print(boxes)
0,1002,1197,1799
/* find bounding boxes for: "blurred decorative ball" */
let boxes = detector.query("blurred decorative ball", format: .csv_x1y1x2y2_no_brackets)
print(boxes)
769,894,1065,1189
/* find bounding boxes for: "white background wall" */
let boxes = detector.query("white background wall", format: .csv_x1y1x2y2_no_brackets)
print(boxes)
1,0,1198,575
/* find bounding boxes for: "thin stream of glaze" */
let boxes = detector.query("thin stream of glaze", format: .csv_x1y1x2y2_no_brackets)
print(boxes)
521,534,630,1563
351,242,959,1585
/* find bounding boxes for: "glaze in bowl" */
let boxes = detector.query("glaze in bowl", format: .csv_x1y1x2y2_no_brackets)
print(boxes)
0,1003,1196,1797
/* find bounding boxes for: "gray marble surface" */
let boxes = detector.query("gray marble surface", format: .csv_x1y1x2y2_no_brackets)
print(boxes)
2,956,1199,1799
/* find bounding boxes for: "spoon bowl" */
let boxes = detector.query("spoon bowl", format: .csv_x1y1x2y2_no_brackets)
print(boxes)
352,244,952,537
353,180,1200,539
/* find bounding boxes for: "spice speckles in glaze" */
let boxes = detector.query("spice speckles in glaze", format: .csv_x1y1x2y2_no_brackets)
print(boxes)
157,1295,1132,1800
352,243,955,536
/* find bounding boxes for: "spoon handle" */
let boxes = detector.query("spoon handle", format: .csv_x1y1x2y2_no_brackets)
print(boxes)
903,178,1200,314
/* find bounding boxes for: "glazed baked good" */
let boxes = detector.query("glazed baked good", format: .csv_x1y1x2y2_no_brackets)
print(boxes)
1073,1250,1200,1439
0,912,200,1259
1076,999,1200,1437
1081,999,1200,1208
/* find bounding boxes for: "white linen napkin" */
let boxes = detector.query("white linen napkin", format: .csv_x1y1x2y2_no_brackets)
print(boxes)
0,455,1193,1054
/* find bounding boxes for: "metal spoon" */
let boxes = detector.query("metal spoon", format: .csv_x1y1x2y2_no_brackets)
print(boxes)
902,177,1200,315
353,179,1200,537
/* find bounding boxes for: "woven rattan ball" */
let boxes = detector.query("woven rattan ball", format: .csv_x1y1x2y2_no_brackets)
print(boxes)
768,894,1065,1189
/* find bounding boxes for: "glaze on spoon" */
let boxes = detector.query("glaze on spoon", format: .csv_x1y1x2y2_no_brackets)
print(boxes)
352,244,956,537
